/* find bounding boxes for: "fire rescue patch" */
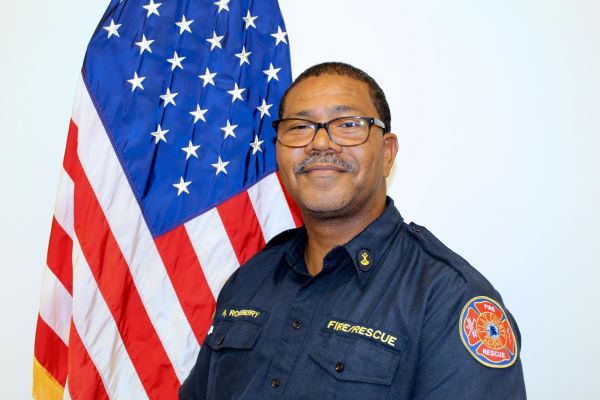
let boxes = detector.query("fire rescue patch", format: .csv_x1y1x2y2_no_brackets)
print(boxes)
459,296,518,368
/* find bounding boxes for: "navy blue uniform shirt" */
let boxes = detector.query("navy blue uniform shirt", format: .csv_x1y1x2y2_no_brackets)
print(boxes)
180,199,526,399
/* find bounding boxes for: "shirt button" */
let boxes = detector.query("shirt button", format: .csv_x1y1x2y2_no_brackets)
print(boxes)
292,320,302,330
335,362,344,373
271,378,280,388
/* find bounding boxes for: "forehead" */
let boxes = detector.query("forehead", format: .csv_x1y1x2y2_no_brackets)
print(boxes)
283,74,377,118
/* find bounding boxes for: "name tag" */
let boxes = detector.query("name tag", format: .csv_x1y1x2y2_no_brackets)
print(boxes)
325,319,399,348
217,306,267,324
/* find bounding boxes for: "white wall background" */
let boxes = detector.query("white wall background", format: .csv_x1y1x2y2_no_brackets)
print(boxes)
1,0,598,398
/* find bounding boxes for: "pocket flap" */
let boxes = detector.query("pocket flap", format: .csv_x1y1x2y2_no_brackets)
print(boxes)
309,334,404,385
205,321,261,351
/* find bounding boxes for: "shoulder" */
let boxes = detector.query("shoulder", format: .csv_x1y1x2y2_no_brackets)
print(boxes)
403,221,523,365
399,224,525,390
218,227,301,299
402,220,522,333
245,227,300,268
402,221,498,297
264,227,300,250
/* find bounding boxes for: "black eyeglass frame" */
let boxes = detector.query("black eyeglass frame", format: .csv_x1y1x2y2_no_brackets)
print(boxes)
272,116,386,148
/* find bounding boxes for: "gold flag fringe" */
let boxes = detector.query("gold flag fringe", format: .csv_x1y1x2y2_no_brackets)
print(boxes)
32,358,64,400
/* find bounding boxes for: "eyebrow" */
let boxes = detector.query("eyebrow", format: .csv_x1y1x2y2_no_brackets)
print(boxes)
291,105,361,118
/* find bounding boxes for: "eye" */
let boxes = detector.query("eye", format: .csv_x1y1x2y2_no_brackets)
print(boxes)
289,123,312,130
339,120,361,128
335,118,366,130
282,120,315,134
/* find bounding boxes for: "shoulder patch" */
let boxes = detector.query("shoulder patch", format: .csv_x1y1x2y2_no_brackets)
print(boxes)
459,296,518,368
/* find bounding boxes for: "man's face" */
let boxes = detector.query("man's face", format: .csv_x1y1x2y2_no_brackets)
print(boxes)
276,74,398,219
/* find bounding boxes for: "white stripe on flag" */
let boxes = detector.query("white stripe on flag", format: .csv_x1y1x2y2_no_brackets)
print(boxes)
185,208,240,298
72,75,198,381
247,173,297,242
71,236,148,400
54,168,75,237
63,378,71,400
39,266,72,345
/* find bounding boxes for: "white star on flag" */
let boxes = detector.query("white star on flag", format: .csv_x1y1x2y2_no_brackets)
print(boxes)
271,26,288,45
172,176,192,195
190,105,208,123
220,120,238,138
214,0,230,13
150,125,169,143
206,31,224,50
249,135,264,154
227,83,245,102
243,10,258,29
263,63,281,82
256,99,272,118
142,0,161,17
198,67,217,87
211,156,230,175
181,141,200,159
103,19,121,38
160,88,178,107
175,15,193,34
235,46,252,66
167,51,185,70
135,34,154,54
127,72,146,92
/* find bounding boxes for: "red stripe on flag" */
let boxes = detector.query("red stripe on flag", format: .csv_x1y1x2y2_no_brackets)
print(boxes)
67,321,110,400
155,226,216,344
217,191,266,265
276,171,303,227
47,217,73,295
64,121,180,399
62,120,78,182
34,315,68,386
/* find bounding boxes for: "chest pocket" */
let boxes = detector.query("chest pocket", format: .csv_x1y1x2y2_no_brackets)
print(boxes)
307,331,406,399
204,311,267,400
205,320,261,351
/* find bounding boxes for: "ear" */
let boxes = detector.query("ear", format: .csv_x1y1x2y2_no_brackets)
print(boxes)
382,133,398,177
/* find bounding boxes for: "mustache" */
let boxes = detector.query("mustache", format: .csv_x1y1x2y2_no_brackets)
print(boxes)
294,153,357,174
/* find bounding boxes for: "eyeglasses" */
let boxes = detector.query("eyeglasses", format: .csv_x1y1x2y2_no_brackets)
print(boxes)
272,116,386,148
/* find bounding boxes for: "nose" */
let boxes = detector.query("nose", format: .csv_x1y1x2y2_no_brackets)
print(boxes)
305,126,342,154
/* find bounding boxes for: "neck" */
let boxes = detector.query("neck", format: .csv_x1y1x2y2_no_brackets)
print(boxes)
302,195,387,276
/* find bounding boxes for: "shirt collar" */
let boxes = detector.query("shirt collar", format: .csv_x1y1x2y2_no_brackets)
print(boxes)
280,197,404,288
343,197,404,288
283,227,311,277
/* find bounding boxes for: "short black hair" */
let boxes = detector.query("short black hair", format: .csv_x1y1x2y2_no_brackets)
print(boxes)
278,62,391,133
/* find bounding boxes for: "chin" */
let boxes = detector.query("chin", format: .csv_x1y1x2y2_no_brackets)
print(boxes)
298,195,354,219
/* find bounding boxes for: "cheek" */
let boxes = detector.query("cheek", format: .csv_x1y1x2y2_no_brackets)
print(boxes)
276,148,300,183
356,150,385,184
354,148,379,172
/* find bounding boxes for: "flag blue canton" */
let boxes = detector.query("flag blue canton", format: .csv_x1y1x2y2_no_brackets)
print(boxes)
83,0,291,237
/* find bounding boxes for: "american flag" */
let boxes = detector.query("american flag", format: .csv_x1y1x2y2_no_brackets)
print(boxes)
33,0,301,398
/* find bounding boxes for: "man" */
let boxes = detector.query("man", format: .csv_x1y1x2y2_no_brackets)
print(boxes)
180,62,526,399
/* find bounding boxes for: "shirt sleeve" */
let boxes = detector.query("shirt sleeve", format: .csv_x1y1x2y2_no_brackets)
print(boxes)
178,268,241,400
411,270,527,399
179,342,213,400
